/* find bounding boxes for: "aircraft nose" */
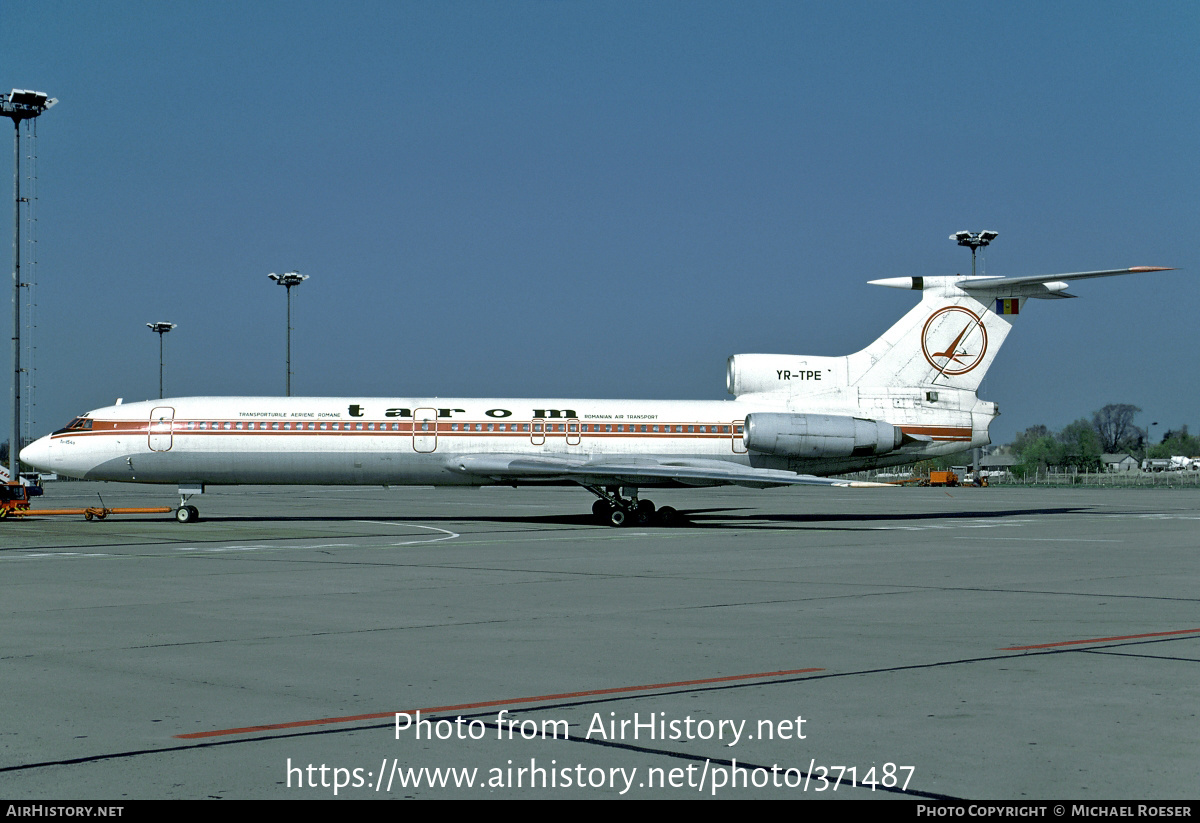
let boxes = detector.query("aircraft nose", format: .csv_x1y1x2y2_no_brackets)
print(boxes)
19,436,52,471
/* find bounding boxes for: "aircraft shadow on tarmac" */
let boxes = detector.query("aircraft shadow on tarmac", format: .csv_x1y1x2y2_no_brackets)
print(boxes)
191,505,1092,531
676,506,1092,530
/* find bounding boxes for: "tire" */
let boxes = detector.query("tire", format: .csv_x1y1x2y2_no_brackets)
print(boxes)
655,506,681,527
592,499,613,519
608,508,627,527
176,506,196,524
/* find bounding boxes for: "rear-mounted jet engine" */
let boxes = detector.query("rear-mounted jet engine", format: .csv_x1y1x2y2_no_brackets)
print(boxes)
743,413,905,458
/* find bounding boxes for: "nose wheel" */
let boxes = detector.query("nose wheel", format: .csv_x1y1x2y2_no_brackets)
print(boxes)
176,485,203,523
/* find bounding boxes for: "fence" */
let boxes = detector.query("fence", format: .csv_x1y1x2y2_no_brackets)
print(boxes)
989,469,1200,487
844,469,1200,487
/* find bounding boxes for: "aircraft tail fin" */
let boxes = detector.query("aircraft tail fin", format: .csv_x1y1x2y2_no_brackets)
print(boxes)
848,267,1173,391
727,267,1173,397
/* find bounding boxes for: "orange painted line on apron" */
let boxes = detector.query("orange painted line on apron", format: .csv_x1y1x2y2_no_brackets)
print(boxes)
174,666,824,739
1000,628,1200,651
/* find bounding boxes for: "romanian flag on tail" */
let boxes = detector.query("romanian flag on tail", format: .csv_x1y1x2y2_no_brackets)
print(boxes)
996,298,1019,315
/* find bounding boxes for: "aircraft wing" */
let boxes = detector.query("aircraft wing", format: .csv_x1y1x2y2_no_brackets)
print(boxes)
447,454,893,489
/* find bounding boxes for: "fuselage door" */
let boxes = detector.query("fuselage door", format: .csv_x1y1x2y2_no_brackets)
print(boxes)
731,419,747,454
413,408,438,453
530,418,545,446
149,406,175,452
566,418,581,446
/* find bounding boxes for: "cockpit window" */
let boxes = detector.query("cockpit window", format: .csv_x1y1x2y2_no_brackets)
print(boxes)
53,416,93,435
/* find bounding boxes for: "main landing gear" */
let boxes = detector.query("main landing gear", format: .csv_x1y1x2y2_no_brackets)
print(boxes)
585,485,682,527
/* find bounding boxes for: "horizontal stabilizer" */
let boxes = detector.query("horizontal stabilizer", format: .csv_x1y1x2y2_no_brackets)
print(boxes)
957,267,1174,292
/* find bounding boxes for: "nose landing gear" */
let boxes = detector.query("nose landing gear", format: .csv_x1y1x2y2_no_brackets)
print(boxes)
176,484,203,523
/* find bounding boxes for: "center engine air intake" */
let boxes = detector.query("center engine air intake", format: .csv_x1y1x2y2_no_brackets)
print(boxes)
743,413,904,458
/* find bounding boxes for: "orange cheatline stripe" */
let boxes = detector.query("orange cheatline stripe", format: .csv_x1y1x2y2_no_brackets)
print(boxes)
174,667,824,739
1000,628,1200,651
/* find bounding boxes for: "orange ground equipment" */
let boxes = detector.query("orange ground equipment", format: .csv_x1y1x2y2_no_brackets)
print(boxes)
1,484,172,521
0,481,39,517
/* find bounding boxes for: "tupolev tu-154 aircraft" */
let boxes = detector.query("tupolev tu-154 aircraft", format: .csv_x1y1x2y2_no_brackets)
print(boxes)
19,266,1173,525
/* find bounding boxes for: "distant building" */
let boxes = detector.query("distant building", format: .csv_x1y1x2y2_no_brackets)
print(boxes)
980,453,1019,478
1102,453,1139,473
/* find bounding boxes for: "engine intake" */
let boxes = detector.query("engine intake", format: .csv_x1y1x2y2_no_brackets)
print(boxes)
744,413,904,458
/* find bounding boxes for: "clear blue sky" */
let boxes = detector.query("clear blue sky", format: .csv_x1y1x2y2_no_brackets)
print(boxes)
2,0,1196,448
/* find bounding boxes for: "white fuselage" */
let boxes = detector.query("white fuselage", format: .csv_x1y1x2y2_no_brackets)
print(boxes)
21,392,986,488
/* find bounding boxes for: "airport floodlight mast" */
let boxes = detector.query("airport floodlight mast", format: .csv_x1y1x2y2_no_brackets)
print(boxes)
2,89,56,480
146,322,176,399
268,271,308,396
950,230,999,276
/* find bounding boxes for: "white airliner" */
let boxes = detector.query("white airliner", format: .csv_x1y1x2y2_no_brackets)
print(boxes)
19,266,1172,525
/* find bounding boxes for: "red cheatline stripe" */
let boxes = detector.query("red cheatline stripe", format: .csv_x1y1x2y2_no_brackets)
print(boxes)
1000,628,1200,651
174,667,824,739
898,425,973,442
65,421,739,439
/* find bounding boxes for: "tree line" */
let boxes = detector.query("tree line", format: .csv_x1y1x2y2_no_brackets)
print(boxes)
1008,404,1200,474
